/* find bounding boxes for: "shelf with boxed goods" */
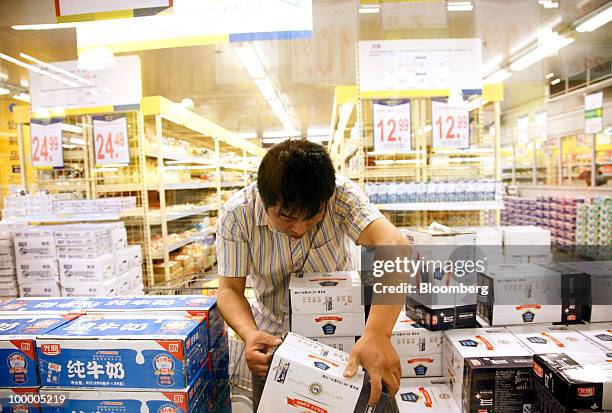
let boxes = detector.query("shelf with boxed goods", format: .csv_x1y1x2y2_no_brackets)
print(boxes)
0,313,78,387
395,378,460,413
576,196,612,256
257,332,394,413
442,327,535,413
508,324,607,354
289,271,365,339
532,352,612,413
392,313,443,378
571,322,612,351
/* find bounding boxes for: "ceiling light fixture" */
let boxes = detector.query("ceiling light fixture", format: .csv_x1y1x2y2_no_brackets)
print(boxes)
19,53,92,85
262,130,301,139
467,98,488,112
508,33,574,72
233,43,266,78
13,93,30,103
358,5,381,14
447,1,474,11
0,52,79,87
538,0,559,9
0,87,9,95
483,69,512,84
255,78,279,100
550,78,561,85
11,22,79,31
545,72,555,79
575,2,612,32
180,98,194,109
235,132,258,140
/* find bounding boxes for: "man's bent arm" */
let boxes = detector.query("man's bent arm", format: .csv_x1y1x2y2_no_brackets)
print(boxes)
217,276,258,341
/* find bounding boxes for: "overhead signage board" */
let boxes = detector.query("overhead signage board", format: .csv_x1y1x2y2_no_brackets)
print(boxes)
55,0,172,23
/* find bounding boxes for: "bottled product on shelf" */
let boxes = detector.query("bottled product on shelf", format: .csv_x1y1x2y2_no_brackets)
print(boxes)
366,180,501,205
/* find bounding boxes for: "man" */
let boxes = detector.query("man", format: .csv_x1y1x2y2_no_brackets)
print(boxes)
216,140,408,412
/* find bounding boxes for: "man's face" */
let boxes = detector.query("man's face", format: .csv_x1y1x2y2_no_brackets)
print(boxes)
266,205,325,239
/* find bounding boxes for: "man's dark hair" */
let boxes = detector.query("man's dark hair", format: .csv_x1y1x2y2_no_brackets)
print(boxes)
257,139,336,219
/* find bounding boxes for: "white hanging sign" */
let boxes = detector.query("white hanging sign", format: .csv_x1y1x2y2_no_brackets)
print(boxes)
93,115,130,165
431,100,470,149
30,120,64,168
372,100,412,153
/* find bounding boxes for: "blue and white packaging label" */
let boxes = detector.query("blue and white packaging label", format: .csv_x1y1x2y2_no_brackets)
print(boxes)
0,388,41,413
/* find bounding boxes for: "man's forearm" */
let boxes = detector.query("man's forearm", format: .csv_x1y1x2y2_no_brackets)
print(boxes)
217,287,259,341
364,304,402,337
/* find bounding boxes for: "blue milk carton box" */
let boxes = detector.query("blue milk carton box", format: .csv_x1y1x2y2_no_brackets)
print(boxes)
0,388,41,413
36,314,207,390
0,297,97,314
0,314,77,387
40,371,208,413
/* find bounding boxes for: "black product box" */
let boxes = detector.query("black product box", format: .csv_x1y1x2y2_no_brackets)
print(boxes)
533,352,612,412
539,263,591,324
463,356,535,413
406,296,476,331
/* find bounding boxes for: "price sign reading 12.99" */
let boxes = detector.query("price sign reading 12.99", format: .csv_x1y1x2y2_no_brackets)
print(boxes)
432,100,470,149
372,100,412,153
93,115,130,165
30,120,64,168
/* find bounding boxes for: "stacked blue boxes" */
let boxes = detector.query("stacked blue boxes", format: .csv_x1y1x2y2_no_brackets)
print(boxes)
207,331,231,413
0,314,75,413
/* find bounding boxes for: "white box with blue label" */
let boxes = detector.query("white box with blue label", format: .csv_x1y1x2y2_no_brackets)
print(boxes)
508,324,606,354
572,322,612,351
289,271,363,314
311,336,358,353
396,378,460,413
393,313,442,378
0,314,76,387
0,387,41,413
291,312,365,337
16,260,58,284
36,313,207,390
58,254,115,284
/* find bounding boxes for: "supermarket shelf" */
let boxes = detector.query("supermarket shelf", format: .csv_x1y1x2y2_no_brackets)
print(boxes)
1,212,121,224
98,181,240,192
376,200,504,211
221,182,245,188
151,227,216,259
597,161,612,166
221,164,258,173
164,182,218,190
122,204,218,223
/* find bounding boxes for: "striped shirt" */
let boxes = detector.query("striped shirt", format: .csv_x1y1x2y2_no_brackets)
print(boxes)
216,175,383,335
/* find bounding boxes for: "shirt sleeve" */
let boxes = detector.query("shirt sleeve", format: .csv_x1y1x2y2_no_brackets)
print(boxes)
216,208,251,278
335,177,384,243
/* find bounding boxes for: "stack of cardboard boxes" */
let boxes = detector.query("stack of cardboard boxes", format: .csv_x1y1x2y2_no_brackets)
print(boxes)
0,224,18,298
391,312,442,378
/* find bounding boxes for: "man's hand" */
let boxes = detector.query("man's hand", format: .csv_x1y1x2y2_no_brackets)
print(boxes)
343,331,401,407
244,330,282,379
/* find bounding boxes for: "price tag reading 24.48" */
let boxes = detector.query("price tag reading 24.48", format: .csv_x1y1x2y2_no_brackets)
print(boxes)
432,100,470,149
93,115,130,165
30,120,64,168
372,99,412,153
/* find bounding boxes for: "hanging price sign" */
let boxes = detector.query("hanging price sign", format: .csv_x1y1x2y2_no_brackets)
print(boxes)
30,120,64,168
372,99,412,152
431,100,470,149
93,115,130,165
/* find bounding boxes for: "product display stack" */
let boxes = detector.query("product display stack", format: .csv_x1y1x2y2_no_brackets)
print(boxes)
391,312,443,378
395,378,459,413
0,223,18,299
289,271,364,352
576,196,612,259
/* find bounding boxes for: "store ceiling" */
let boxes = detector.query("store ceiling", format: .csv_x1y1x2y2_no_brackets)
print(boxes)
1,0,611,138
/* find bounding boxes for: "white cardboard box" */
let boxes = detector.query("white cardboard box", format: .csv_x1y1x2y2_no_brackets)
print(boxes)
562,261,612,322
399,353,442,378
16,259,59,283
311,336,358,353
59,254,115,284
508,324,606,354
258,333,390,413
571,322,612,351
289,271,363,314
115,245,142,274
61,276,116,297
392,312,443,355
13,236,56,260
458,226,503,246
19,281,61,297
396,378,460,413
291,312,365,337
502,226,551,246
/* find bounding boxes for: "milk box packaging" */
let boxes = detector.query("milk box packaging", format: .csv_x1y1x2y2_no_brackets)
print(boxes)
114,245,142,274
0,388,41,413
289,271,364,314
291,312,365,337
19,281,61,298
0,314,75,387
477,264,562,325
562,260,612,322
61,276,116,297
257,333,392,413
395,378,460,413
40,373,207,413
311,336,358,353
572,322,612,351
508,324,606,354
59,254,115,284
533,352,612,413
16,260,59,284
442,327,534,411
393,313,442,377
0,297,99,314
36,313,207,389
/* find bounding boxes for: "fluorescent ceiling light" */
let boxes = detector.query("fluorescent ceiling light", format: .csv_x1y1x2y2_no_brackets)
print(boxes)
33,108,50,118
358,6,380,14
575,2,612,32
483,69,512,84
481,55,503,77
235,132,258,140
13,93,30,103
233,43,266,78
307,127,330,137
545,72,555,79
267,98,295,132
467,98,488,112
550,78,561,85
19,79,28,87
11,22,79,31
255,78,278,100
508,34,574,72
62,124,83,134
263,130,300,138
19,53,92,85
538,0,559,8
510,17,562,55
180,97,194,109
0,87,9,95
447,1,473,11
0,52,78,87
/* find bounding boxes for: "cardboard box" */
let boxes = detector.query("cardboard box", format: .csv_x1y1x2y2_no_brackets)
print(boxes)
13,236,56,260
508,324,605,354
477,264,562,325
257,332,392,413
392,312,442,355
0,314,75,387
16,259,58,283
396,378,460,413
311,336,358,353
562,261,612,322
406,300,477,331
289,271,364,314
538,262,591,324
59,255,115,284
533,352,612,412
399,353,442,378
19,281,60,297
571,322,612,351
0,388,40,413
457,226,503,246
37,313,207,389
61,276,116,297
291,312,365,337
502,225,551,246
442,327,534,408
115,245,142,274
